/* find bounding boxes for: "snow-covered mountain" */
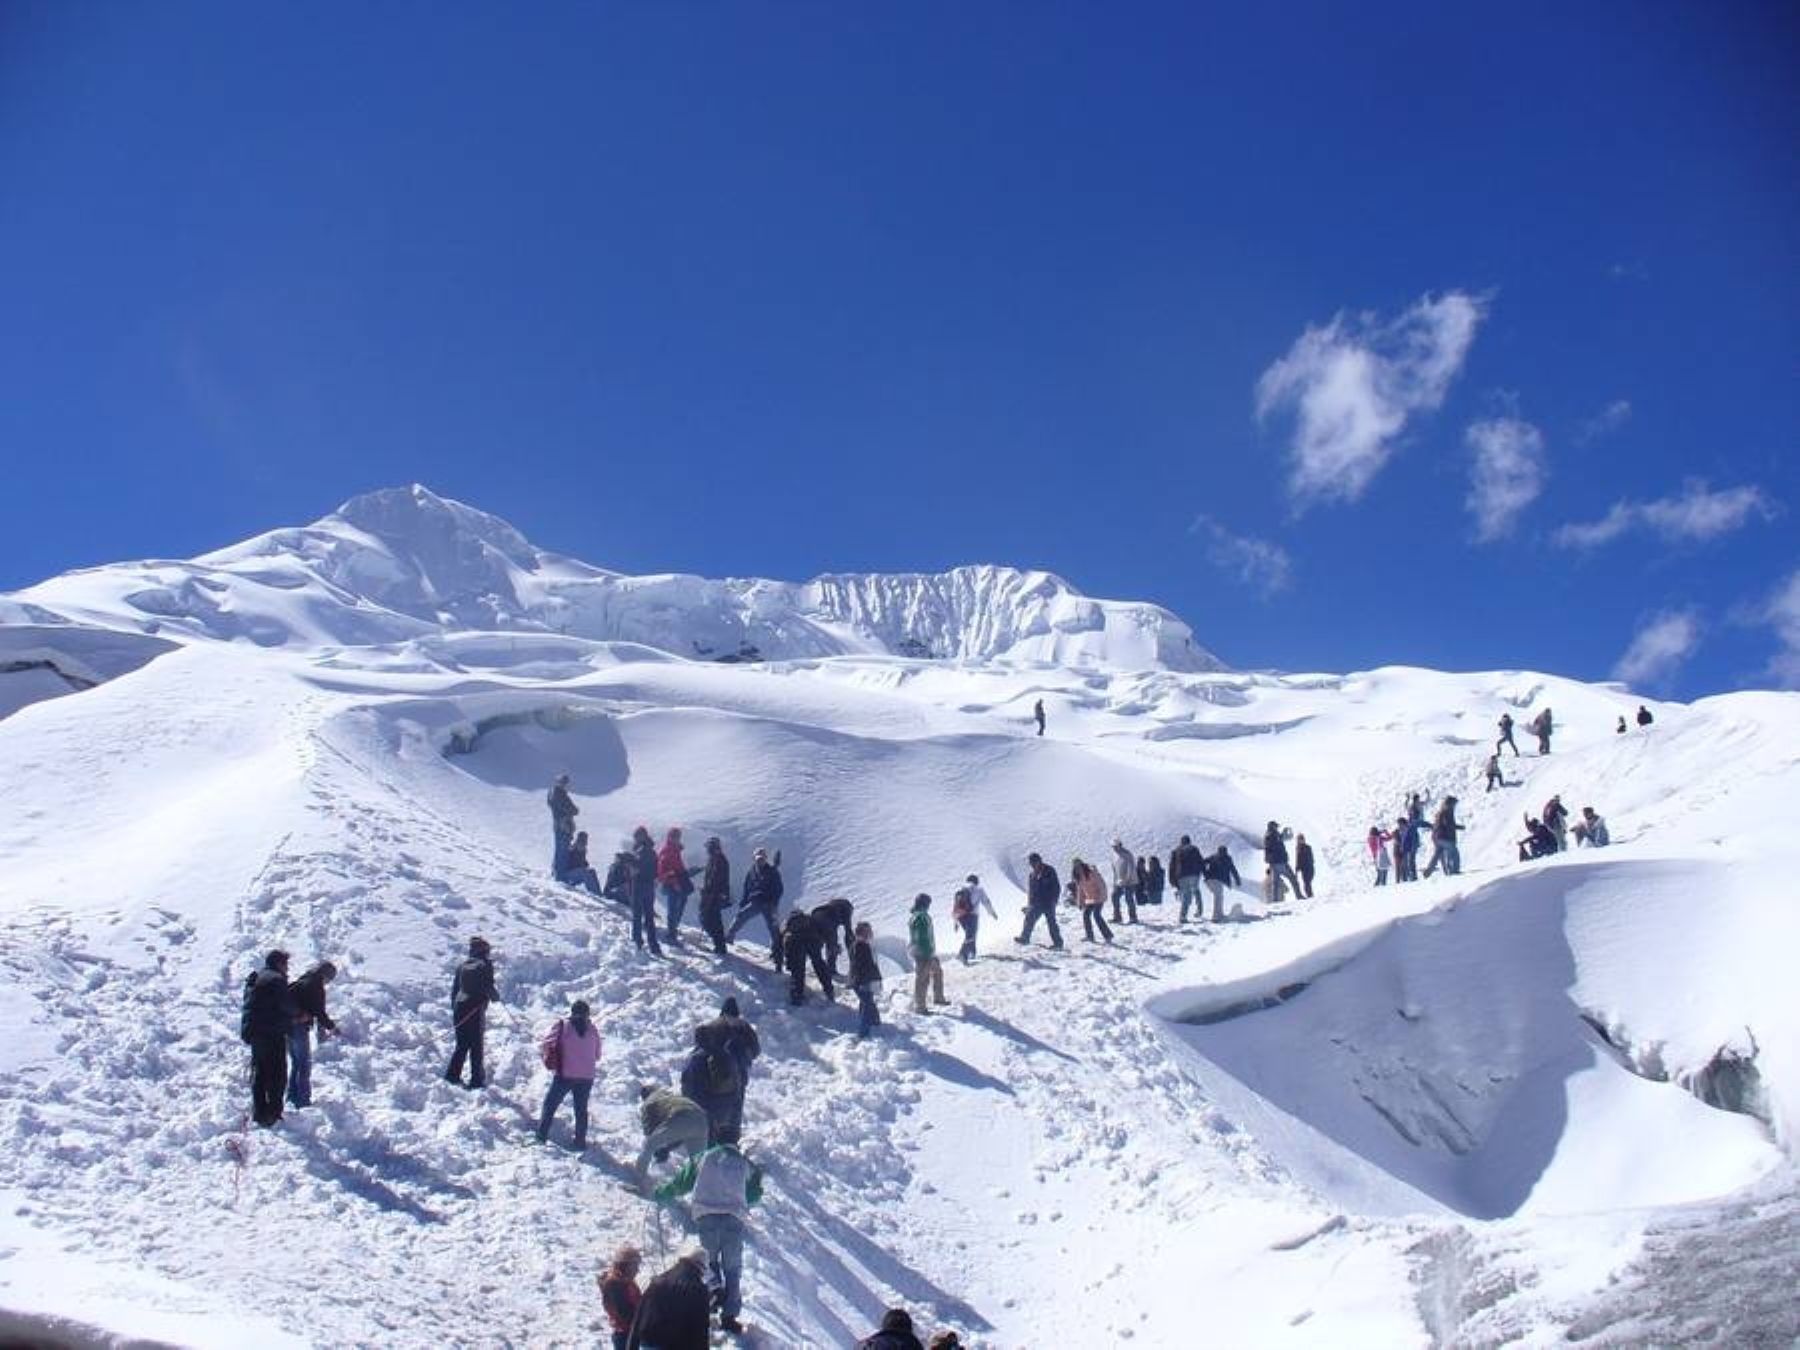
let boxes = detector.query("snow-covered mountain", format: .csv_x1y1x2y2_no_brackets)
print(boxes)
1,491,1796,1348
3,484,1221,673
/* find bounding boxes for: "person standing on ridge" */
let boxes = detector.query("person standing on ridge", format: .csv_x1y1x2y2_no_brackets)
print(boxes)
698,837,733,954
548,773,578,878
908,894,948,1011
850,921,883,1036
1141,853,1166,908
657,827,697,947
445,936,496,1090
1496,713,1519,757
1263,822,1301,903
1294,833,1316,899
240,949,292,1127
286,958,338,1110
1109,840,1139,924
952,875,997,962
1073,859,1115,943
535,998,601,1148
630,826,661,955
727,848,784,968
1543,794,1570,852
1033,699,1046,736
1016,852,1065,948
654,1127,764,1337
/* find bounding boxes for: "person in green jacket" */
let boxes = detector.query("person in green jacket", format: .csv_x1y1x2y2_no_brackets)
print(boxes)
654,1127,764,1335
908,893,947,1014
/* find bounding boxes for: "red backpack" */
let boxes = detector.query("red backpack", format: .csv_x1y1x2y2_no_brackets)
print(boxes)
538,1019,564,1072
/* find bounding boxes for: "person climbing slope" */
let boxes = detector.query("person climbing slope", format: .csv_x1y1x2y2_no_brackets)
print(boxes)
535,998,601,1149
908,893,948,1011
445,936,496,1091
654,1126,764,1337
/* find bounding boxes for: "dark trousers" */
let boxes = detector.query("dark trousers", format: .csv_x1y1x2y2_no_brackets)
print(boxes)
856,984,881,1035
786,942,833,1003
726,903,781,963
250,1035,287,1126
957,914,979,962
631,888,662,954
700,899,728,953
1110,883,1137,924
536,1075,592,1145
447,1009,486,1087
1082,906,1114,942
1298,868,1314,899
1019,902,1063,947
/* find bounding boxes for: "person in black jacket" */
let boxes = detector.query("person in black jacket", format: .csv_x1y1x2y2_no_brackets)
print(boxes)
286,959,338,1109
1202,845,1240,922
858,1308,926,1350
547,773,578,878
782,906,834,1005
445,936,496,1089
240,949,291,1126
1263,822,1301,902
684,998,761,1139
602,849,634,903
849,922,883,1037
625,1252,711,1350
1170,835,1204,922
1014,852,1064,949
629,826,661,955
808,896,855,976
726,848,784,967
561,831,601,895
698,837,732,954
1294,834,1316,899
1636,704,1654,729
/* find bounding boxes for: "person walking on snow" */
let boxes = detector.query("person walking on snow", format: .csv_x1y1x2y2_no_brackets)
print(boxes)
697,837,733,954
908,894,949,1011
726,848,784,967
1108,840,1140,924
781,904,834,1006
654,1127,764,1336
1421,797,1467,877
285,959,338,1109
240,949,292,1127
1263,823,1301,903
1073,859,1115,943
1485,754,1503,793
598,1245,643,1350
809,896,856,976
536,999,601,1148
629,826,661,955
1202,844,1240,920
684,998,760,1142
1496,713,1519,757
850,921,883,1036
548,773,578,878
625,1251,711,1350
656,827,698,947
634,1084,711,1182
952,876,997,963
1170,835,1204,921
1531,707,1554,755
1369,826,1391,885
1015,852,1065,948
1294,834,1316,899
1033,699,1046,736
445,936,496,1090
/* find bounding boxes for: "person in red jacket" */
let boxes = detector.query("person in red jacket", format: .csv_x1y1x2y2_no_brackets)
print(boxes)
598,1245,643,1350
656,827,698,947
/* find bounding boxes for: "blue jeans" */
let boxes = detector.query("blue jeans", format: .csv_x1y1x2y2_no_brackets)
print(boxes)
537,1075,592,1145
660,883,689,941
1176,876,1201,919
696,1212,745,1318
631,889,662,953
286,1024,313,1107
957,914,979,962
856,984,881,1036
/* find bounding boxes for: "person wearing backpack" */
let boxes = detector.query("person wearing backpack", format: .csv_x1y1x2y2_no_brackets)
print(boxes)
726,847,784,968
285,959,338,1110
654,1125,764,1336
535,999,601,1148
908,894,948,1012
849,921,883,1036
684,998,761,1141
697,837,732,954
239,949,292,1127
656,827,699,947
445,936,497,1090
952,876,997,963
634,1084,711,1182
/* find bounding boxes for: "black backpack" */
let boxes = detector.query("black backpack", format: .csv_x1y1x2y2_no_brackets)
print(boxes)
705,1049,742,1098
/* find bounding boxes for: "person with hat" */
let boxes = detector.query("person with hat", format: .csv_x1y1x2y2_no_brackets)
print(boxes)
285,958,339,1109
547,773,578,878
535,998,601,1148
726,847,784,967
239,948,292,1126
445,936,497,1089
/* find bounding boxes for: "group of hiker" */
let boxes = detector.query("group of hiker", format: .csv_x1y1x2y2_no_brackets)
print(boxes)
236,950,339,1127
1365,791,1467,883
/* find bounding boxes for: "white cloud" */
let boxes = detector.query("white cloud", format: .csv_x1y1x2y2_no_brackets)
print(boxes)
1575,399,1632,445
1554,480,1778,550
1758,568,1800,689
1256,290,1486,509
1188,514,1292,597
1612,610,1702,688
1464,417,1546,542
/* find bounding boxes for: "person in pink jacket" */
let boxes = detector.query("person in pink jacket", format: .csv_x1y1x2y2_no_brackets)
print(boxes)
536,999,602,1149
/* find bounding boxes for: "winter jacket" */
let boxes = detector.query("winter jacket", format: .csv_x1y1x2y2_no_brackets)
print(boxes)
625,1258,710,1350
849,937,881,990
1074,869,1107,909
1263,827,1288,866
631,837,657,902
545,1016,601,1081
699,851,731,908
694,1014,761,1082
1143,857,1165,894
600,1268,642,1337
1432,804,1464,843
741,859,784,910
783,908,823,959
1110,847,1136,886
288,965,337,1033
240,965,291,1042
1295,842,1315,876
858,1310,926,1350
1170,842,1203,882
450,955,496,1015
1584,815,1611,846
1367,830,1389,860
655,1143,764,1220
680,1047,742,1123
565,838,591,872
603,855,634,900
656,837,692,892
965,884,996,918
1027,864,1061,909
547,785,578,832
639,1087,707,1135
907,909,936,961
1203,849,1241,887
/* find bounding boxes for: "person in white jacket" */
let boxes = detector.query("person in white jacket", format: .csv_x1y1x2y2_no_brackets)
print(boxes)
952,874,998,963
1109,840,1139,925
654,1126,764,1335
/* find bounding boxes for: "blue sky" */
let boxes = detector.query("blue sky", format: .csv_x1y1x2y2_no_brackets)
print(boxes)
3,2,1795,694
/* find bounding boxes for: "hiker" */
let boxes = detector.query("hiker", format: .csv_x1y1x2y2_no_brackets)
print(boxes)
850,921,883,1036
657,827,698,947
781,904,834,1006
1202,844,1239,920
1496,713,1519,756
1636,704,1654,729
1294,833,1316,899
1367,826,1390,885
685,998,760,1140
698,837,733,954
929,1334,964,1350
1574,806,1611,847
951,876,997,963
809,896,856,975
859,1309,926,1350
655,1126,763,1336
536,999,601,1148
1617,716,1628,735
285,959,338,1110
1016,852,1065,948
239,949,292,1127
630,826,661,955
726,847,784,968
1108,840,1139,924
1073,859,1115,944
1263,822,1301,902
1421,797,1466,877
548,773,578,877
1141,853,1166,907
598,1245,644,1350
625,1251,711,1350
1033,699,1046,736
1399,813,1423,882
908,894,948,1011
562,831,602,895
1543,794,1570,852
1531,707,1554,755
1170,834,1204,921
1518,816,1556,861
635,1083,711,1181
445,936,496,1090
1485,754,1503,793
602,849,635,903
